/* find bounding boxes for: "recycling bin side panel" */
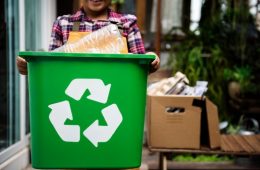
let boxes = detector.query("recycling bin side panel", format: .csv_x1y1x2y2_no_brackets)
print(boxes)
25,53,153,169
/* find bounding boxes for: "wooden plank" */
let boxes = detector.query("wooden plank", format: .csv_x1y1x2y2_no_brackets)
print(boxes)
230,135,252,152
136,0,146,33
242,135,260,152
149,135,260,156
155,0,161,56
221,135,235,152
232,135,255,153
221,135,234,152
255,134,260,142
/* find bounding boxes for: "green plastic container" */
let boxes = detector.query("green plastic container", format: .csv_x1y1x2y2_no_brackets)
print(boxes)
19,51,154,169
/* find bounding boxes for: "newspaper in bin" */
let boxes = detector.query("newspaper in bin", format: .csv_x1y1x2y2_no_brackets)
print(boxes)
53,24,125,53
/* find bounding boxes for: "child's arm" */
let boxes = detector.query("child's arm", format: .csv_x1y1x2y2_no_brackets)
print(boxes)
125,15,145,54
48,17,64,51
16,17,64,75
125,15,160,73
127,28,160,72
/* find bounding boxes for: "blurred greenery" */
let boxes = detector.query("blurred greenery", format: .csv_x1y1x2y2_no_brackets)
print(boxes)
173,153,233,162
224,66,257,95
226,123,241,134
167,0,260,121
169,37,228,120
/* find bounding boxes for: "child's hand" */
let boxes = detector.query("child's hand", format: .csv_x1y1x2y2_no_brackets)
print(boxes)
16,56,28,75
146,52,160,73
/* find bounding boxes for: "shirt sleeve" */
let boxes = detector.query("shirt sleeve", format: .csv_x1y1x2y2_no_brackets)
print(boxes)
125,15,146,54
48,17,63,51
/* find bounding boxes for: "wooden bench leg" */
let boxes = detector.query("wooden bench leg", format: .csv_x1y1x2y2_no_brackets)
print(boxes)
159,152,167,170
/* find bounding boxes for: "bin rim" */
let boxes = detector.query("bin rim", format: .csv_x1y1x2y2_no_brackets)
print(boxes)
19,51,155,61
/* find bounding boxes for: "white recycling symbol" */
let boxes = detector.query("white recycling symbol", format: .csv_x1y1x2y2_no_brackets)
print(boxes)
48,79,123,147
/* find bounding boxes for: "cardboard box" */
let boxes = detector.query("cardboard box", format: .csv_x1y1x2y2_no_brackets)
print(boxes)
147,95,220,150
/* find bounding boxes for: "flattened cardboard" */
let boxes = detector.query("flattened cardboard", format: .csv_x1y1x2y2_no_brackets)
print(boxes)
205,98,221,149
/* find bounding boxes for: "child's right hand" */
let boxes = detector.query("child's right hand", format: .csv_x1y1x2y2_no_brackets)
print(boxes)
146,52,160,73
16,56,28,75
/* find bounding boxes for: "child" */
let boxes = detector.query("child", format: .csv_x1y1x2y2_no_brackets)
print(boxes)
17,0,160,74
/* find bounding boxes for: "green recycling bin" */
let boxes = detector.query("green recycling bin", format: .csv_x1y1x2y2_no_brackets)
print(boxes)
19,51,154,169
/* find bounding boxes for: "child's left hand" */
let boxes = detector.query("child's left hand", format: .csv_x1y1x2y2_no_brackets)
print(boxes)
146,52,160,73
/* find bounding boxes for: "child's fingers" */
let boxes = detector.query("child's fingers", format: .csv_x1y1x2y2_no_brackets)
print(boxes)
151,56,160,66
146,52,160,73
146,52,159,65
16,56,28,75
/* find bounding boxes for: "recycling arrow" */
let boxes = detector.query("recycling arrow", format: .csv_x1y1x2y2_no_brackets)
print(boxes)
65,79,111,104
83,104,123,147
49,100,80,142
49,78,123,147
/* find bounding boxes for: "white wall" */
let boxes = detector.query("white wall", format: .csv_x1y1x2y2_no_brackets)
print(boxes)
40,0,57,51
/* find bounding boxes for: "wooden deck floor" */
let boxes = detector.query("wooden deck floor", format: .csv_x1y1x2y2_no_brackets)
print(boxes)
221,135,260,154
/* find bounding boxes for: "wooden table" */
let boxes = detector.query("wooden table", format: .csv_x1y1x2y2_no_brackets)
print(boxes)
149,135,260,170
